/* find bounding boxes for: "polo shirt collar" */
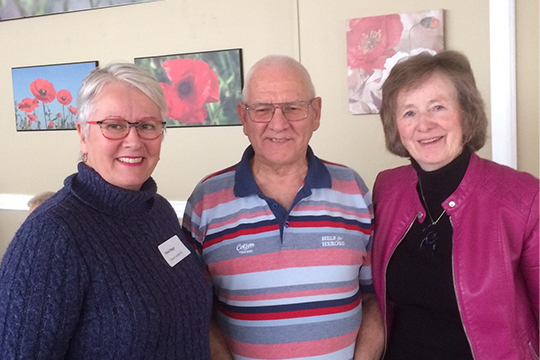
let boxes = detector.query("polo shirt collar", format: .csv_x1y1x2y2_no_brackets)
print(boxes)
234,145,332,198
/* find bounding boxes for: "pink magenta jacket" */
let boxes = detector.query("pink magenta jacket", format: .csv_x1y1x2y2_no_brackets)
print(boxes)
372,153,539,360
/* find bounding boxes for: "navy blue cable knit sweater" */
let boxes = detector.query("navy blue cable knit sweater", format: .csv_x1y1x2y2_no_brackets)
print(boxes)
0,163,213,359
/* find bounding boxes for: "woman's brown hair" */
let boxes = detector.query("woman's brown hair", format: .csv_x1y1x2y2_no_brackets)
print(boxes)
380,50,487,157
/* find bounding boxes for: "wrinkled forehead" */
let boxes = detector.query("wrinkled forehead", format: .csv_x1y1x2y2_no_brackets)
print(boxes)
396,71,457,103
246,65,311,102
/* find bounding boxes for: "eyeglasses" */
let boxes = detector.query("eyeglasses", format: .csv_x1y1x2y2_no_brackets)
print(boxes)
87,118,166,140
244,100,314,123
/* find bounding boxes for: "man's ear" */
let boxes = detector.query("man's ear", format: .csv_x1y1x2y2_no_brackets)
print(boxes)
237,102,249,136
311,97,322,131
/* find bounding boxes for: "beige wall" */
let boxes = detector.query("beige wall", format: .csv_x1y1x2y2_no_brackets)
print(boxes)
516,0,539,175
0,0,538,256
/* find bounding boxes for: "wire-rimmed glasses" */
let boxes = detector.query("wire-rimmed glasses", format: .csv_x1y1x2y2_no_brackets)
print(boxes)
244,99,314,123
87,118,166,140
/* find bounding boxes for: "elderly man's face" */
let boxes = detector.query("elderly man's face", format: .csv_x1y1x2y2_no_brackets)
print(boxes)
238,65,321,171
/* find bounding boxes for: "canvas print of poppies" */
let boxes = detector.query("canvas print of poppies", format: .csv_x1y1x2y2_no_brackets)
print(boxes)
12,61,97,131
0,0,162,21
135,49,243,127
347,9,444,114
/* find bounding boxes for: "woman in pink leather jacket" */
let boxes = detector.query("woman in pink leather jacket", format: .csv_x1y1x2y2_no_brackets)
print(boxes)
372,50,538,360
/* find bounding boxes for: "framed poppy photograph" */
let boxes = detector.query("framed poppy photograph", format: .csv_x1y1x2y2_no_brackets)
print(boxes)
0,0,163,21
135,48,243,127
12,61,98,131
347,9,444,114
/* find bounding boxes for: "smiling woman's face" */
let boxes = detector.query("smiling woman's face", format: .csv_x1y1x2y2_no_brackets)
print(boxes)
395,72,464,171
78,81,162,190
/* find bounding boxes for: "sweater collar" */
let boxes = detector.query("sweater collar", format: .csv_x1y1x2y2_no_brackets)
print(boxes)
65,162,157,218
412,149,471,207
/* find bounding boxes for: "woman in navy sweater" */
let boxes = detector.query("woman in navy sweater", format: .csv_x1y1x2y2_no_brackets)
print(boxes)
0,63,213,359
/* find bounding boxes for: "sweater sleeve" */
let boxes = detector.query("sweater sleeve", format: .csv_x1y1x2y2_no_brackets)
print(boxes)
0,216,87,359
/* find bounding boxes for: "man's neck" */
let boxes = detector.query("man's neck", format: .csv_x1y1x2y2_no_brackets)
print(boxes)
251,158,308,211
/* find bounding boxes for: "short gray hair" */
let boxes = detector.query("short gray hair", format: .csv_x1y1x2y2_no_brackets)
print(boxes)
242,55,316,102
77,62,166,138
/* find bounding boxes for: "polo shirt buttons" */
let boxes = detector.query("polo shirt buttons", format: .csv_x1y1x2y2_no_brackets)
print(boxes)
285,221,290,228
272,203,278,209
449,201,456,208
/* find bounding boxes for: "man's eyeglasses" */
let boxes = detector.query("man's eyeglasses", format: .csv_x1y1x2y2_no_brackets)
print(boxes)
87,119,166,140
244,100,314,123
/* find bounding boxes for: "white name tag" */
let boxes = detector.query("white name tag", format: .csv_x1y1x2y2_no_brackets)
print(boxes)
158,235,190,267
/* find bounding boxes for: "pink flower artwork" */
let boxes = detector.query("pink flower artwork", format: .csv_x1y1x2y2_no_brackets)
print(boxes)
347,10,444,114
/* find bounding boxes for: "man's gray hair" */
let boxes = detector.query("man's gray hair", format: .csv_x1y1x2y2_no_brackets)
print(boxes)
242,55,316,102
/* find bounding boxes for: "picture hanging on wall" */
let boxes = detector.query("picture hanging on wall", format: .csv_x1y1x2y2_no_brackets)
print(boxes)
135,48,243,127
347,9,444,115
12,61,98,131
0,0,163,21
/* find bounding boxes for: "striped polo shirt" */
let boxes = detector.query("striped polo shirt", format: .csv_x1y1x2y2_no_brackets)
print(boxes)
183,146,373,360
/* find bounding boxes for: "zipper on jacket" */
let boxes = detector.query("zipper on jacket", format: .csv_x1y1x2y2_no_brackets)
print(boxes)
449,217,476,360
382,213,418,358
529,341,539,360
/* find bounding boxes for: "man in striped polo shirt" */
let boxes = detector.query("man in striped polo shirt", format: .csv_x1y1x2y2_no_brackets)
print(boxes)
183,55,384,360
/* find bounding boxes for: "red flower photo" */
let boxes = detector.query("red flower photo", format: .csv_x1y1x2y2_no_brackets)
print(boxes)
347,10,444,114
12,61,97,131
135,48,243,127
56,89,73,105
30,78,56,103
17,98,38,113
347,15,403,73
160,59,219,124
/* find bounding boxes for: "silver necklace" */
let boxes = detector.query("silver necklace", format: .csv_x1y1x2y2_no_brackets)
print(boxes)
418,177,446,226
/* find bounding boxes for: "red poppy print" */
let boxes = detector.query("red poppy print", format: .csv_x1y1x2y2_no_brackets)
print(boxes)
29,78,57,103
68,106,77,115
56,89,72,105
27,114,37,122
17,98,39,113
160,58,219,123
48,121,55,128
347,14,403,72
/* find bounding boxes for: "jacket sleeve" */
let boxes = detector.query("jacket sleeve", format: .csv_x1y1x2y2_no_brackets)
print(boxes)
521,188,539,323
0,217,86,359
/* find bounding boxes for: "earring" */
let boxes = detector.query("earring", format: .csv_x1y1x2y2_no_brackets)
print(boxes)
81,153,88,163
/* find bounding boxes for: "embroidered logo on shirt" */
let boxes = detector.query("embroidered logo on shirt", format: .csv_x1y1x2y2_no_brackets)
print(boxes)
321,235,345,247
236,242,255,254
